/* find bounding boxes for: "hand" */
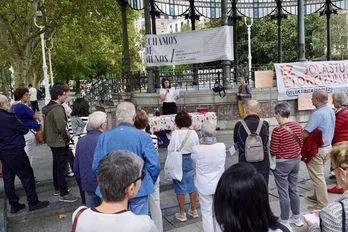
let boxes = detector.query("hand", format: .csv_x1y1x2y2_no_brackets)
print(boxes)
175,96,179,100
304,217,313,229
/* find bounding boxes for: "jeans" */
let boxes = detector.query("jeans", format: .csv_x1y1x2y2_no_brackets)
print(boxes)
51,146,69,196
128,195,149,215
274,156,301,220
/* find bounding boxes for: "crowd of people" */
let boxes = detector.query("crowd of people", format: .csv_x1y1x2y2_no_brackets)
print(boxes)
2,80,348,232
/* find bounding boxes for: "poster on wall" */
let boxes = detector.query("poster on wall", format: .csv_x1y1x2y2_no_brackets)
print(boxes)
274,60,348,100
145,26,233,66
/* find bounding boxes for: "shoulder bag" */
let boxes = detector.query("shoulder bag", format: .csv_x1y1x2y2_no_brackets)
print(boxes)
164,130,191,181
71,207,87,232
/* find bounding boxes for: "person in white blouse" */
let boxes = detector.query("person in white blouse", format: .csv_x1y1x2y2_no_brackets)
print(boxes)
168,110,199,222
159,78,179,115
191,120,226,232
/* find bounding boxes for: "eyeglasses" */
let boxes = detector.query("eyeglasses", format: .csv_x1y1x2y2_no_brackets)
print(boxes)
133,171,146,183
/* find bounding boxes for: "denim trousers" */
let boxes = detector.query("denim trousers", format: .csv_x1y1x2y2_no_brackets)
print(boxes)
274,156,301,220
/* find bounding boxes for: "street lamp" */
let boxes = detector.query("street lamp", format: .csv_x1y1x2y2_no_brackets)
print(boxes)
45,37,54,86
244,17,253,87
34,1,51,104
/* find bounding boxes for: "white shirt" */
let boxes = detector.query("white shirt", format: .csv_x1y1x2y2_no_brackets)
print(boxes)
72,206,158,232
28,87,37,101
191,143,226,195
168,129,199,154
159,87,177,103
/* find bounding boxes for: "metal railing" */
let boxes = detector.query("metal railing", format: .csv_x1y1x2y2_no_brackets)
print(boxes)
77,63,275,108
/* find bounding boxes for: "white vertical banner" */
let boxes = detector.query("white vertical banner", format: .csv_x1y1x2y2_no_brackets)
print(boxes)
145,26,233,66
274,60,348,100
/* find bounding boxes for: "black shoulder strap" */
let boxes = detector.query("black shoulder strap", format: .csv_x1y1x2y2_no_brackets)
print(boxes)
339,201,346,232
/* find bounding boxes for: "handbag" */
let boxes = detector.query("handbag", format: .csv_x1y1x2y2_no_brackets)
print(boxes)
164,130,191,181
32,126,44,144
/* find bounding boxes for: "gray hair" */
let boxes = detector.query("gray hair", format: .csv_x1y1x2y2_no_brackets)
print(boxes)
333,92,348,105
200,120,216,137
87,111,107,131
97,150,144,202
116,102,136,123
274,102,291,118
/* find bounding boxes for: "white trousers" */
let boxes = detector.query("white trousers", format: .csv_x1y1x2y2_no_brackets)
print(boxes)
198,191,222,232
149,177,163,232
24,131,36,166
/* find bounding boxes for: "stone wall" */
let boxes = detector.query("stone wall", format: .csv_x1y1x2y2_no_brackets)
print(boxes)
98,87,312,130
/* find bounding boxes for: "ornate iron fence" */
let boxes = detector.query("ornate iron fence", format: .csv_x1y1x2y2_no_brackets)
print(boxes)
77,63,275,108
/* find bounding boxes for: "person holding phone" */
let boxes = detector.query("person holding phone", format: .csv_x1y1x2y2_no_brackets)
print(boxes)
159,78,179,115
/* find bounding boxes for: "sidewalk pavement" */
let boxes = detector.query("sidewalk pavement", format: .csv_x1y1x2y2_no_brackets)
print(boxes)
0,97,341,232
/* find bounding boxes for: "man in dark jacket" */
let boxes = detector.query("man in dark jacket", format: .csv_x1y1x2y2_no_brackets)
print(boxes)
42,85,78,203
0,94,49,213
74,111,107,207
233,99,270,184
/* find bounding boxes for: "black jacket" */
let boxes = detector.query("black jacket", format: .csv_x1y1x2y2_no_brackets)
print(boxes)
0,109,28,151
233,114,270,170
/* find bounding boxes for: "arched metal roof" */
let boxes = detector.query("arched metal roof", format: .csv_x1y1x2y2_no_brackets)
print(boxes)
127,0,348,18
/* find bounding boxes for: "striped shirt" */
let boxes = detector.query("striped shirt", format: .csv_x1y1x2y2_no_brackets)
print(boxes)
150,134,158,151
270,121,303,159
66,116,89,149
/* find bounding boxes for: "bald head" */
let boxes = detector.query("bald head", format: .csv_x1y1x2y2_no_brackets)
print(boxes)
312,90,328,108
0,94,10,111
246,100,260,115
313,90,328,103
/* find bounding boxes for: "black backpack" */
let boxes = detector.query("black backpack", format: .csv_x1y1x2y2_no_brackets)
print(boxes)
212,79,226,98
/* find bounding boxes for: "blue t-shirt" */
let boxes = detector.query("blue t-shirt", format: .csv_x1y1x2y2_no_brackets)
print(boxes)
13,102,39,131
304,104,335,146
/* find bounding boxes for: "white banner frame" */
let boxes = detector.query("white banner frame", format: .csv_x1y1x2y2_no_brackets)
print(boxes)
145,26,233,66
274,60,348,100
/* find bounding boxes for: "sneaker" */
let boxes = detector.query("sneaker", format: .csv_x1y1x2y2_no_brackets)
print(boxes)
29,201,49,211
187,209,199,218
59,193,78,203
306,195,317,203
327,186,344,194
11,203,25,213
289,217,304,227
280,222,293,232
34,177,40,185
175,212,187,222
54,188,71,196
308,204,323,211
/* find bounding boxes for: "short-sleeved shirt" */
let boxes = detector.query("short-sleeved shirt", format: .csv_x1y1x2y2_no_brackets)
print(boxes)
304,104,335,146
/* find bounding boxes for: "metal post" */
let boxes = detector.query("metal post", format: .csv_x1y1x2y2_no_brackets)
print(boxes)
34,10,51,104
46,38,54,85
244,17,253,87
231,0,239,84
119,0,131,72
145,0,155,92
221,0,231,89
297,0,306,61
326,0,332,61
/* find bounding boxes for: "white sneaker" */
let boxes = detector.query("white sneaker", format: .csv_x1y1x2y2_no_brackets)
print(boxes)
289,217,304,227
280,222,293,232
